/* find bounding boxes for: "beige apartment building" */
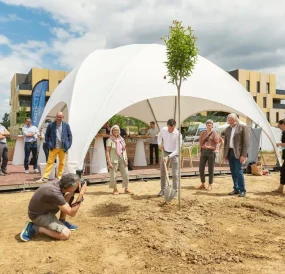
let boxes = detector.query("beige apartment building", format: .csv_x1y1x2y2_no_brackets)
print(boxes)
10,68,69,135
229,69,285,126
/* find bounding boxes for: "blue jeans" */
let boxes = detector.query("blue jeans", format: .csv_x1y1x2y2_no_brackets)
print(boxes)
228,149,246,192
24,142,38,170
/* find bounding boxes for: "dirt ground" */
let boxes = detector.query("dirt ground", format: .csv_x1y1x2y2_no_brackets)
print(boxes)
1,172,285,274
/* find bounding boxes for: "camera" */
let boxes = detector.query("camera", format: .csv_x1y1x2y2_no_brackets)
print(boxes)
74,169,90,193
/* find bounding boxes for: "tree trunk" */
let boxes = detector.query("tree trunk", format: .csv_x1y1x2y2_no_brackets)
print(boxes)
177,85,181,210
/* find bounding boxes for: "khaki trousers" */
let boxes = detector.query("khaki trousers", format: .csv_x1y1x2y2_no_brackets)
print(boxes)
109,156,129,189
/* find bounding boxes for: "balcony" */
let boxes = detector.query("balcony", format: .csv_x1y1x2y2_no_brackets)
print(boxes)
16,83,32,92
273,103,285,109
276,89,285,95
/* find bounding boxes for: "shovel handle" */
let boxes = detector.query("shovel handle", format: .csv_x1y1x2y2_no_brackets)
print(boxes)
161,149,171,187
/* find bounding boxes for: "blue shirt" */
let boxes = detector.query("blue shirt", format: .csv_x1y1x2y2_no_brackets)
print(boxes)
22,125,39,143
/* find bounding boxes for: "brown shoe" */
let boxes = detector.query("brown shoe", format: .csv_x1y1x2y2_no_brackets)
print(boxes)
196,184,206,190
207,184,213,191
124,189,134,195
272,188,283,193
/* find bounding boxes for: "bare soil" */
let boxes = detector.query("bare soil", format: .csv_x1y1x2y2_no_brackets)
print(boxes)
1,172,285,274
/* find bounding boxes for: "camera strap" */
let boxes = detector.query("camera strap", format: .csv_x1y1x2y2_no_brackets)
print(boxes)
70,198,84,207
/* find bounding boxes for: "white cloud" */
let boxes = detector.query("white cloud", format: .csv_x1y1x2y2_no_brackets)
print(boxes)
0,34,49,119
0,13,26,23
39,21,49,27
0,34,10,45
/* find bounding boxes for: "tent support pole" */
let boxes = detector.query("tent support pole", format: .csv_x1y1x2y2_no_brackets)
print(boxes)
147,99,160,130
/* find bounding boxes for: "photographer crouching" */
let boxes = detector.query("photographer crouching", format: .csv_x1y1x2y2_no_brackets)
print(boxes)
20,173,87,242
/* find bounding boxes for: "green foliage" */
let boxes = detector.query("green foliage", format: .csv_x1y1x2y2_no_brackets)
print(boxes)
128,117,148,131
1,113,10,128
108,115,147,131
109,115,127,128
185,112,226,124
16,105,28,124
162,20,199,87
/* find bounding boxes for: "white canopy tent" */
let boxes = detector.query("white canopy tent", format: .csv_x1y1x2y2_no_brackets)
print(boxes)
38,44,280,169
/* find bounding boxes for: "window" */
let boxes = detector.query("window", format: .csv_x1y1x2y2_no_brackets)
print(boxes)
276,112,279,123
257,81,260,93
266,82,270,93
266,112,270,122
246,80,250,91
263,97,267,108
253,96,257,102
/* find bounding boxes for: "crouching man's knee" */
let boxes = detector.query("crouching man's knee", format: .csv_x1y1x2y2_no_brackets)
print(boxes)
60,227,71,241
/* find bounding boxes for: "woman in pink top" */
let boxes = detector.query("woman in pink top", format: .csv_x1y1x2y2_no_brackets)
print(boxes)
197,120,223,191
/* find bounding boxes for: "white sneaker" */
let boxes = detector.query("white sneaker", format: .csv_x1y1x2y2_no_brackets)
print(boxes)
36,178,48,183
56,176,62,180
25,170,29,174
34,169,39,173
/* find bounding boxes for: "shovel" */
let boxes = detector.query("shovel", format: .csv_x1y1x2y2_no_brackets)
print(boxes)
162,155,177,203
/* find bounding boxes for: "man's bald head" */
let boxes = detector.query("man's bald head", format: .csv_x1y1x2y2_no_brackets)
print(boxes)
56,112,64,124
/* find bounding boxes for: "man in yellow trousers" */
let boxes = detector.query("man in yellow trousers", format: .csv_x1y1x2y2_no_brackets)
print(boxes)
37,112,72,183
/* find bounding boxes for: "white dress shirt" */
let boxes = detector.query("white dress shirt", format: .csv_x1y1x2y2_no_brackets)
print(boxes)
22,125,39,143
0,124,8,144
157,127,182,158
229,125,237,148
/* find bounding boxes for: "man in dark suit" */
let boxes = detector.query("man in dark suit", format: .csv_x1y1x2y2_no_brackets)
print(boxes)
37,112,72,183
224,113,250,197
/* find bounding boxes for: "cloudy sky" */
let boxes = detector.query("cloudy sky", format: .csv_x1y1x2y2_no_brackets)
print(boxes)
0,0,285,120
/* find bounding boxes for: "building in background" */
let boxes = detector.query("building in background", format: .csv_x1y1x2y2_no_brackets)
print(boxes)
10,68,69,135
229,69,285,126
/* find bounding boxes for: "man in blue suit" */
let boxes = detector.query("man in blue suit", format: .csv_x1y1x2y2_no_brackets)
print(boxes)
37,112,72,183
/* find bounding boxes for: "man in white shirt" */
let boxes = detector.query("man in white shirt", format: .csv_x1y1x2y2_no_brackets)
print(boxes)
22,117,39,174
157,119,182,198
0,124,10,176
146,121,159,165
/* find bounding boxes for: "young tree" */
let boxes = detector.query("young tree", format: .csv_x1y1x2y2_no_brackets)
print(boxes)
162,20,199,209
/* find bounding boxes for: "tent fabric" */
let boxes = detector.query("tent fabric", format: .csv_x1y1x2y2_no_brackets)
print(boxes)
38,44,280,168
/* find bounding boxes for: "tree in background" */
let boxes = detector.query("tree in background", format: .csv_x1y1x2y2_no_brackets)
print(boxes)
16,105,28,124
108,115,127,128
185,112,227,124
162,20,199,209
128,117,148,133
108,115,148,134
1,113,10,129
